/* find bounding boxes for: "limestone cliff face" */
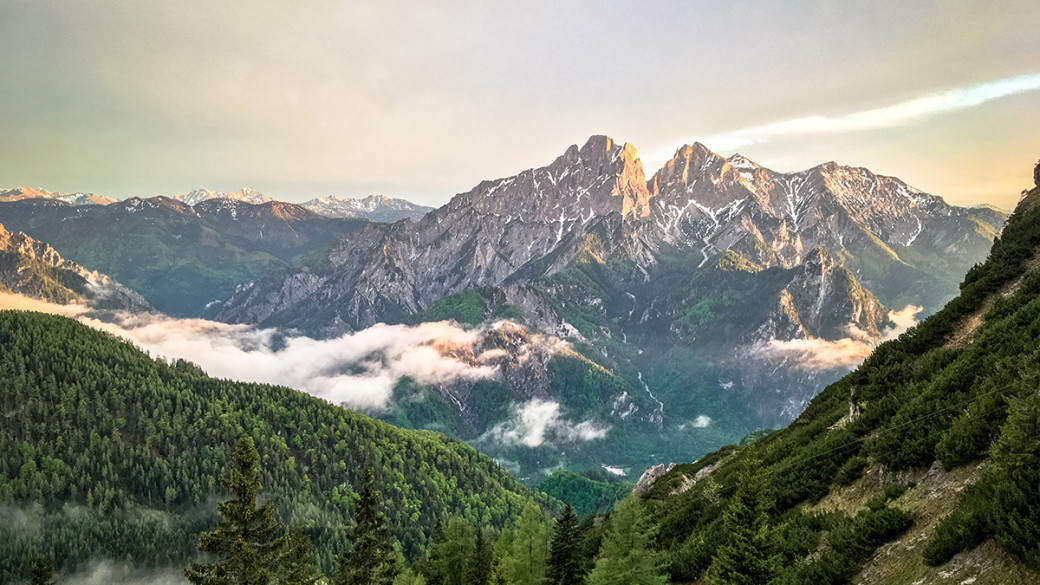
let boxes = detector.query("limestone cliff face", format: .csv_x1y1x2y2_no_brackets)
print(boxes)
771,247,889,341
644,144,1003,279
215,136,1004,339
216,135,656,333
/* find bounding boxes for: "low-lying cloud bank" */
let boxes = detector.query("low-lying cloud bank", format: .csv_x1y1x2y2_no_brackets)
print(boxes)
758,305,923,371
0,293,509,410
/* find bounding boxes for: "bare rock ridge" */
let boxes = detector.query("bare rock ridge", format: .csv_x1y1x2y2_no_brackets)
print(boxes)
216,135,658,332
0,223,151,312
215,135,1006,338
753,247,889,344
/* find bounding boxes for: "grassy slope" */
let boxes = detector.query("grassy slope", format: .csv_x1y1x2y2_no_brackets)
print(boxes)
639,183,1040,584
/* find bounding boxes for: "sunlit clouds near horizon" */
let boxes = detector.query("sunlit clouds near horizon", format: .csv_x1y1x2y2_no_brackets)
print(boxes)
1,1,1038,209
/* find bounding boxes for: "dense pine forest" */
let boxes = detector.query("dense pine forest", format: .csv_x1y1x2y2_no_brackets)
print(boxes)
0,310,551,582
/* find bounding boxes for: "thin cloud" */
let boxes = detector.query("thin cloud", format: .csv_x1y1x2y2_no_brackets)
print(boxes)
481,399,610,448
673,74,1040,153
757,305,922,371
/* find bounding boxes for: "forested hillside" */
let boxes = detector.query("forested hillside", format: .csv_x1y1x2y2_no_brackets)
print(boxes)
623,177,1040,583
0,311,548,582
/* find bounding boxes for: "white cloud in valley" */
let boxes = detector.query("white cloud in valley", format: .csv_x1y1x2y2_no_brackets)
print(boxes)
759,305,923,371
0,293,501,410
482,399,610,448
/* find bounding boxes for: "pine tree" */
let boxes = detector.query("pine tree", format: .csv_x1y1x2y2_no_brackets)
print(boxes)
427,516,475,585
704,456,775,585
30,557,55,585
467,529,493,585
185,436,288,585
280,528,319,585
334,466,399,585
546,505,585,585
488,527,513,585
503,500,549,585
586,497,667,585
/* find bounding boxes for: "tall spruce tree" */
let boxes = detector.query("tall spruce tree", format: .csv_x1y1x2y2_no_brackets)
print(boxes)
586,497,667,585
704,456,775,585
185,436,288,585
546,505,585,585
280,528,319,585
467,528,493,585
334,466,399,585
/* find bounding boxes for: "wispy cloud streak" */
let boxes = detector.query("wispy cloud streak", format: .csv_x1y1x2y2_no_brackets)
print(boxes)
690,74,1040,152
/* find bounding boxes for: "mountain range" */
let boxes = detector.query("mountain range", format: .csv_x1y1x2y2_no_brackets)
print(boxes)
216,136,1002,334
0,197,371,315
0,136,1009,478
201,136,1005,476
0,185,433,223
0,222,150,312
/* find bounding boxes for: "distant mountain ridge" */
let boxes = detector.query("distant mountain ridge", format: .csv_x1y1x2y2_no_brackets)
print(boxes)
170,187,276,206
0,186,115,206
301,194,434,222
1,185,433,223
0,197,370,315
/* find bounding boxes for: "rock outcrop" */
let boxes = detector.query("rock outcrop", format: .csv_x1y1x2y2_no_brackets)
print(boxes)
0,223,151,311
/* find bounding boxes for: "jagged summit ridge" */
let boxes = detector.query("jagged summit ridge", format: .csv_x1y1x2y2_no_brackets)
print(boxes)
216,135,656,331
209,134,1005,336
171,187,275,206
0,186,115,206
645,142,1002,272
301,194,433,222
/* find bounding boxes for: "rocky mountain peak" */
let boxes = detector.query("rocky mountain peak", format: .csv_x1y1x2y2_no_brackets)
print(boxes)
0,222,151,311
215,136,1006,336
174,187,275,206
800,247,833,274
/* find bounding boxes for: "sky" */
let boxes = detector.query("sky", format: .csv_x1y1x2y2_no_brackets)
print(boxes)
1,1,1038,209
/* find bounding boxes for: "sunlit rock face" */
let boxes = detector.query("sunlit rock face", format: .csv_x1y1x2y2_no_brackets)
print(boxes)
216,135,658,333
217,136,1004,339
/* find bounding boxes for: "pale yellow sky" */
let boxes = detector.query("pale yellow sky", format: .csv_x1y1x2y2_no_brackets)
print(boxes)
1,1,1038,209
